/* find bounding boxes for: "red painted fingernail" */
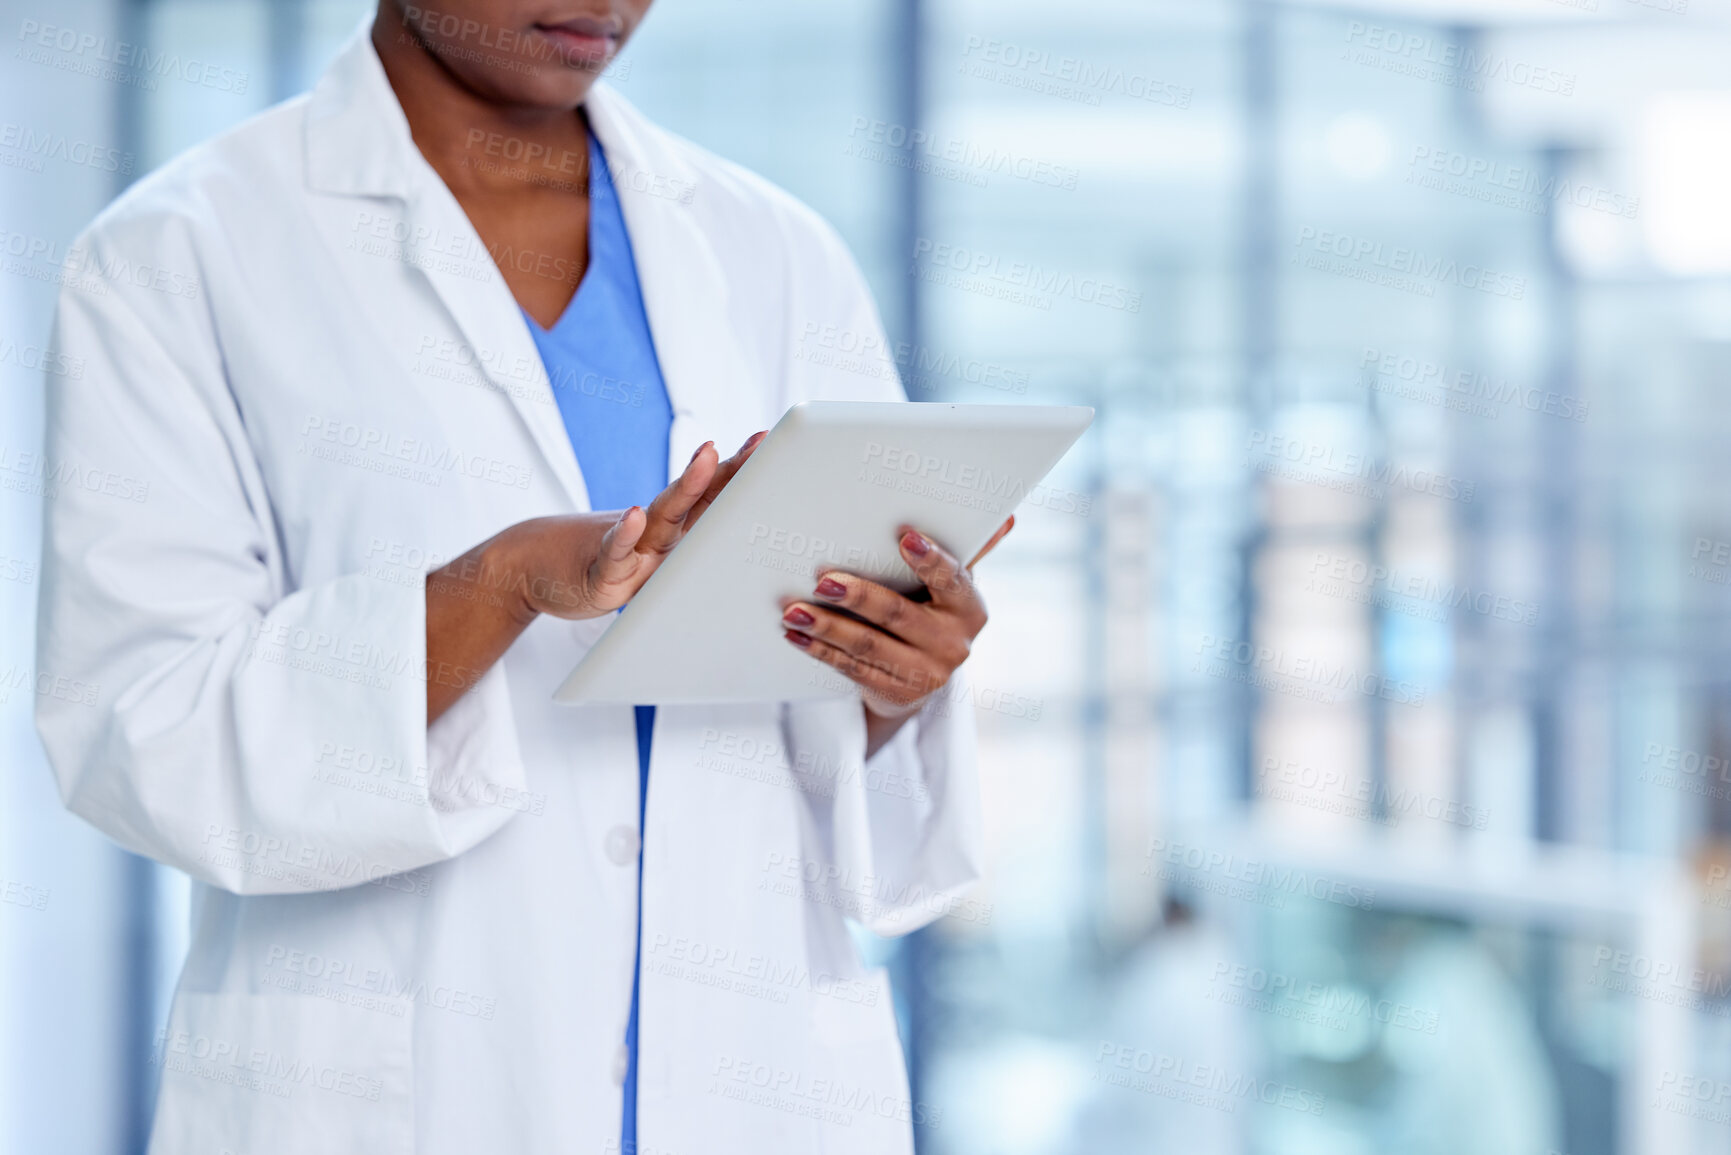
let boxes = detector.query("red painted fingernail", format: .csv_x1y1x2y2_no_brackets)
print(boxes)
783,606,815,627
815,577,847,600
784,629,812,647
902,531,930,557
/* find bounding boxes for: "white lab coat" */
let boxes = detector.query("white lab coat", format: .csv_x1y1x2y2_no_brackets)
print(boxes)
34,23,983,1155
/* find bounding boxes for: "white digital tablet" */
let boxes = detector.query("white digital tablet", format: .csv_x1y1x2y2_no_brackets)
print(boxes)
553,400,1094,705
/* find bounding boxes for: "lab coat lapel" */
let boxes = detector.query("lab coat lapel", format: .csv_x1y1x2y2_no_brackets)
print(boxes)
306,23,593,512
585,85,758,484
400,179,595,511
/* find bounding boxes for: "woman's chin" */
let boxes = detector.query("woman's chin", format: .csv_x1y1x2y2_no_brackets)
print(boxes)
445,59,604,111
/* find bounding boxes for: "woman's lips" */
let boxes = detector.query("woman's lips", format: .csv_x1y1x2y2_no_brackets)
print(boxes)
533,20,618,67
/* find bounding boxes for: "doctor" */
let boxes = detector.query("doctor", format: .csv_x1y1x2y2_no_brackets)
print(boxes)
35,2,1007,1152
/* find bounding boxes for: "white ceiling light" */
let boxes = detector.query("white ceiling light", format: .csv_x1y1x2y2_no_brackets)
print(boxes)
1642,92,1731,275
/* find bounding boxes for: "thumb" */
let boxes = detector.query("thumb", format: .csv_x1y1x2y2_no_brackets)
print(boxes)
598,506,647,568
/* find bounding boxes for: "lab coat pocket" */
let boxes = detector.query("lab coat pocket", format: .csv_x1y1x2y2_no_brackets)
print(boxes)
809,972,924,1155
147,991,414,1155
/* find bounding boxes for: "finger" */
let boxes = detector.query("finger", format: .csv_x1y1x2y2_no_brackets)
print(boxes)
686,430,766,527
573,507,659,616
784,630,933,709
685,432,761,526
781,601,935,682
898,528,984,624
807,570,938,650
637,442,718,554
967,515,1015,570
597,506,646,567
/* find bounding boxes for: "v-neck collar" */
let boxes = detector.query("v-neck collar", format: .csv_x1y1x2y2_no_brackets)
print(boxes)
306,18,762,507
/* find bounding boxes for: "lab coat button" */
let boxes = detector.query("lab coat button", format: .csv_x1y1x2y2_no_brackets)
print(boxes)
604,825,640,866
611,1043,630,1085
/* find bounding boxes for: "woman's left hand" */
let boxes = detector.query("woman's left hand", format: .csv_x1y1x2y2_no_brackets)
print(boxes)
781,517,1015,752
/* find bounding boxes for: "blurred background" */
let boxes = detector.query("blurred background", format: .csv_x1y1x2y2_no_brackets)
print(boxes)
7,0,1731,1151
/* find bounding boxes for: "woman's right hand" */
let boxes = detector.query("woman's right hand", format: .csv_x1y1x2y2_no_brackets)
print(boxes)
494,432,764,622
425,432,764,722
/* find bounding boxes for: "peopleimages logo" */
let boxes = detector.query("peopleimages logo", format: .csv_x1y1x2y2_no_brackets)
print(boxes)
1192,632,1428,708
959,37,1193,109
912,238,1142,313
1587,946,1731,1009
0,228,200,301
298,416,534,490
0,876,50,911
1406,145,1638,220
1655,1070,1731,1126
697,727,931,804
845,117,1080,191
650,934,879,1007
1145,836,1377,910
0,122,132,175
793,322,1031,396
1360,347,1588,423
1092,1042,1326,1116
1342,22,1575,97
0,337,83,379
760,851,993,925
1294,226,1527,300
1306,550,1538,627
710,1056,942,1128
1247,429,1476,504
152,1027,382,1101
0,443,150,504
1207,961,1441,1034
263,944,497,1020
1258,756,1490,830
15,19,249,93
198,824,433,896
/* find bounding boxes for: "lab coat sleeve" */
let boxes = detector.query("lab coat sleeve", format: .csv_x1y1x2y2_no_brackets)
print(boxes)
778,215,988,937
783,683,987,938
35,233,527,897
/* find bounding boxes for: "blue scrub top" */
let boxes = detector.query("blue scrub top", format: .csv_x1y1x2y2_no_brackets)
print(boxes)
521,126,670,1155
